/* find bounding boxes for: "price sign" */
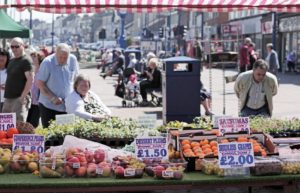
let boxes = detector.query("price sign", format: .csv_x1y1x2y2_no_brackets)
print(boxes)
213,115,231,128
137,114,157,129
218,142,254,169
218,117,250,136
135,136,168,160
13,134,45,153
0,113,16,131
56,114,75,125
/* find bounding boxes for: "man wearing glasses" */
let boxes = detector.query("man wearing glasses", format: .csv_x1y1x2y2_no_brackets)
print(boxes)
2,37,34,122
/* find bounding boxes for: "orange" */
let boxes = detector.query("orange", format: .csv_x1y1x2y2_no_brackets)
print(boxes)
253,145,261,153
0,131,7,139
211,146,218,151
181,139,190,145
210,140,218,147
182,143,191,150
203,148,213,155
220,139,229,143
202,144,211,149
192,146,201,152
200,139,209,146
7,128,19,138
191,141,200,148
261,150,267,157
237,136,248,142
183,148,193,154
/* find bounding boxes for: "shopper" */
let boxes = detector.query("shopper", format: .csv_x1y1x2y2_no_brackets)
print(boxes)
2,37,34,122
239,37,251,73
234,59,278,117
101,49,125,79
286,51,296,72
0,48,10,112
200,80,213,116
265,43,279,76
248,42,258,71
65,74,111,121
139,58,161,106
36,43,79,128
26,51,45,127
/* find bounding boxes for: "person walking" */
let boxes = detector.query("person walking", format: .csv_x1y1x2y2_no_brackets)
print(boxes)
0,48,10,112
239,37,252,73
234,59,278,117
2,37,34,122
286,51,296,72
265,43,280,76
248,42,258,71
36,43,79,128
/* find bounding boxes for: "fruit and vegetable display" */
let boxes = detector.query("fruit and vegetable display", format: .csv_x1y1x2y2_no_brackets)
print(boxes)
112,156,145,178
35,117,142,141
250,157,282,176
39,153,65,178
9,149,39,173
0,127,19,145
0,148,11,174
281,158,300,174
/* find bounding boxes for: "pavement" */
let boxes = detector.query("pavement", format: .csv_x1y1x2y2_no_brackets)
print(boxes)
79,63,300,193
80,62,300,123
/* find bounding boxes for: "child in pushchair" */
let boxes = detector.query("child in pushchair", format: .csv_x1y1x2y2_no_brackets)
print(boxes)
122,74,141,107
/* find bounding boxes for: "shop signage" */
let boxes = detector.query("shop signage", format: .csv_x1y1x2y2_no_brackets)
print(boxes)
13,134,45,153
218,142,255,168
56,114,75,125
137,114,157,129
279,16,300,32
0,113,16,131
261,21,273,34
218,117,250,135
135,136,168,160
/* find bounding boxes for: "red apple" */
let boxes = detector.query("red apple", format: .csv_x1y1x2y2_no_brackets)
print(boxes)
84,149,94,163
114,166,124,178
94,149,105,164
154,165,165,178
64,165,74,177
75,166,87,177
86,163,97,177
67,156,80,168
66,147,82,159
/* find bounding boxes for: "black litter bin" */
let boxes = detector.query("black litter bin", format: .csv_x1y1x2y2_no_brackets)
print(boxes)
162,56,201,124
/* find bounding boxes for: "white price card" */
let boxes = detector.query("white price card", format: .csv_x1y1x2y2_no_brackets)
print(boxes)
0,113,16,131
56,114,75,125
137,114,157,129
13,134,45,153
135,136,168,160
218,142,255,169
218,117,250,136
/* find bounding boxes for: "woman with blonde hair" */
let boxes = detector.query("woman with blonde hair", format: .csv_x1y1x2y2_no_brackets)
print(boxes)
65,74,111,121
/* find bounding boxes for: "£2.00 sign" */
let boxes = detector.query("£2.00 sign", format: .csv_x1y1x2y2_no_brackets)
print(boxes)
0,113,16,131
13,134,45,153
135,137,168,160
218,142,255,169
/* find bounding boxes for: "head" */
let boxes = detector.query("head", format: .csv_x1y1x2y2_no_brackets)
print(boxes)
148,58,158,69
0,48,10,69
73,74,91,97
244,37,252,45
266,43,273,52
248,42,255,51
129,74,137,83
30,51,45,67
10,37,25,58
55,43,70,65
129,53,136,60
114,49,122,56
146,52,156,62
252,59,269,83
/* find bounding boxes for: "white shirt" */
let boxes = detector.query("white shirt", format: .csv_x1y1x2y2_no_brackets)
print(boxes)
65,90,111,120
0,69,7,103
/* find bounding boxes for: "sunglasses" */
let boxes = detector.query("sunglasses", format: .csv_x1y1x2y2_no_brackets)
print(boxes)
11,45,20,49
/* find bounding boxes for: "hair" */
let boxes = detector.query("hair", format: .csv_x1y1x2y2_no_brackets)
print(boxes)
56,43,70,54
0,48,10,68
11,37,24,45
253,59,269,71
146,52,156,61
266,43,273,49
129,53,136,58
73,74,91,90
244,37,252,44
148,57,158,67
31,51,45,65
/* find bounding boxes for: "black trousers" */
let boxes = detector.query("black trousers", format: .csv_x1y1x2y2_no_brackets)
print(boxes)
140,80,152,101
26,104,40,128
39,103,66,128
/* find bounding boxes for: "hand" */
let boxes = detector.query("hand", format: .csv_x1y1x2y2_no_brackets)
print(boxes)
52,97,63,105
19,96,26,104
0,84,5,90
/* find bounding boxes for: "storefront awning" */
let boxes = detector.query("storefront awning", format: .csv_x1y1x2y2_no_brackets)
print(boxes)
4,0,300,13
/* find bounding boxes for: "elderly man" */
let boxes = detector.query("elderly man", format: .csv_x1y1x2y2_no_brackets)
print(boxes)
234,59,278,117
2,37,34,122
36,43,79,128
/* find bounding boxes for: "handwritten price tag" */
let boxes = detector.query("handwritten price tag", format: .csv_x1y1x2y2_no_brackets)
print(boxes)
137,114,157,129
218,117,250,135
135,137,168,160
218,142,254,169
56,114,75,125
0,113,16,131
13,134,45,153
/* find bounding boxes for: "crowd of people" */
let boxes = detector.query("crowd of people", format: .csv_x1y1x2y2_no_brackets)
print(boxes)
0,37,111,129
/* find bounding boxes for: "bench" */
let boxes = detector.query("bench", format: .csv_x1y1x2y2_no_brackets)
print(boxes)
147,88,162,106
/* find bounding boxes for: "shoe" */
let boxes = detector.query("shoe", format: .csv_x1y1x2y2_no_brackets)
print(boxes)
100,74,106,79
205,111,214,116
140,101,149,107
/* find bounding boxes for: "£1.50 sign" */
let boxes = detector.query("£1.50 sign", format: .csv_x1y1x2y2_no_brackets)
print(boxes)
135,137,168,160
218,142,254,169
13,134,45,153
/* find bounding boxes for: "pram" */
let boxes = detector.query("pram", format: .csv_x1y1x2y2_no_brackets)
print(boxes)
115,68,141,107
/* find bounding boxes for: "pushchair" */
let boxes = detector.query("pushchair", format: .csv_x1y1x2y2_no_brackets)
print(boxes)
115,68,141,107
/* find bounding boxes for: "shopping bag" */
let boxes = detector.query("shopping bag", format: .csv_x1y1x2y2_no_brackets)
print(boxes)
115,82,125,98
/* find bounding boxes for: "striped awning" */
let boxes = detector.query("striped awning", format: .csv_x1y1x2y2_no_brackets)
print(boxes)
7,0,300,13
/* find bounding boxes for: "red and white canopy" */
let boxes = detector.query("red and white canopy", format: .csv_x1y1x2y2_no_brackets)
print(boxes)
6,0,300,13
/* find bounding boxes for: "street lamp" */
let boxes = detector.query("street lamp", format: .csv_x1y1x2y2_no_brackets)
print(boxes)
117,11,127,49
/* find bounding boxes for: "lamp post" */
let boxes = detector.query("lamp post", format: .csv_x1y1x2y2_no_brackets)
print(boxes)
51,13,55,53
117,11,127,49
